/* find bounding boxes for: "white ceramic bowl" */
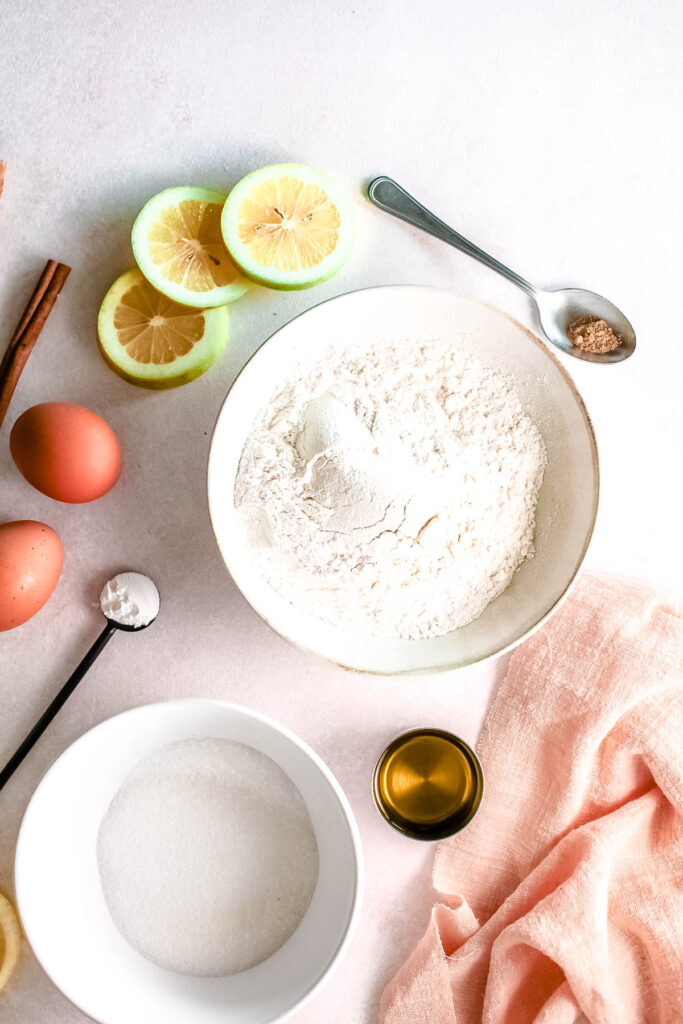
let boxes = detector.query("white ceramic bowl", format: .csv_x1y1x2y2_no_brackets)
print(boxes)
208,286,599,674
15,700,362,1024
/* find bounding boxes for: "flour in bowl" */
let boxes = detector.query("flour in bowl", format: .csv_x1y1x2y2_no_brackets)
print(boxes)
235,338,547,639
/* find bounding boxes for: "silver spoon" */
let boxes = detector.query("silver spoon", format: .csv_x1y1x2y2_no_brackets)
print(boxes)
0,572,159,792
367,176,636,364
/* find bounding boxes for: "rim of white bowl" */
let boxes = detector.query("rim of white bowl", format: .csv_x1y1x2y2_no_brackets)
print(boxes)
207,285,600,675
14,698,364,1024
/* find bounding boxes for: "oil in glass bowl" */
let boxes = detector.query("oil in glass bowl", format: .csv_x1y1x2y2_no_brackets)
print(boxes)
373,728,484,841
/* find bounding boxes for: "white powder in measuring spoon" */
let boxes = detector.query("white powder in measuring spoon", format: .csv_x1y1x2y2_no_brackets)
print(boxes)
97,738,318,976
99,572,159,629
235,339,547,639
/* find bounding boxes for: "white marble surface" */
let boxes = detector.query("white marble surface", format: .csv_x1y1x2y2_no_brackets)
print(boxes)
1,1,681,1021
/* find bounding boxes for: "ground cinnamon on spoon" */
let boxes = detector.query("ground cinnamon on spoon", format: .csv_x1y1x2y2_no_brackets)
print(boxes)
567,315,621,354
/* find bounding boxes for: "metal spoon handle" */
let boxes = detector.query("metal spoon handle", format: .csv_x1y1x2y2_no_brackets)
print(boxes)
0,621,117,792
367,176,538,297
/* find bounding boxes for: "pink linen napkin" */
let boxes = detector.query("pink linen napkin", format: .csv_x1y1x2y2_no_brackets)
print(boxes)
380,574,683,1024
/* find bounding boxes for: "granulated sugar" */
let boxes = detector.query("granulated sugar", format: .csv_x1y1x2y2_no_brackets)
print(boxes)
235,338,547,639
97,738,318,976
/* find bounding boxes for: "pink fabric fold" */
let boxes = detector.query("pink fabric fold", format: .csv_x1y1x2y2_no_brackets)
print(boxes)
380,575,683,1024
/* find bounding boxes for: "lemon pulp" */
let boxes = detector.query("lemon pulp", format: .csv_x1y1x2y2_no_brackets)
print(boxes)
237,177,340,271
114,280,205,364
147,199,235,292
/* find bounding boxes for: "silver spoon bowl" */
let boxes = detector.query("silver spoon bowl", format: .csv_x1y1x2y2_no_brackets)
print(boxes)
367,176,636,364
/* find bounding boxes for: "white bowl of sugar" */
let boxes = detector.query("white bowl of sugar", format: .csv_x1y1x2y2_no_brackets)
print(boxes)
15,700,362,1024
209,286,599,674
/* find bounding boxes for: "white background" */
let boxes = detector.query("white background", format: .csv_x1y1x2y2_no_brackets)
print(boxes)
1,1,681,1021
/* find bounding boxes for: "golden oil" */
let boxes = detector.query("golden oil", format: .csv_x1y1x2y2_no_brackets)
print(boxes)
373,729,484,840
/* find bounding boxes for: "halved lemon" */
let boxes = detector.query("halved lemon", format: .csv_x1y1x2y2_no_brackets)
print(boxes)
0,893,20,992
221,164,355,290
131,186,249,307
97,269,230,389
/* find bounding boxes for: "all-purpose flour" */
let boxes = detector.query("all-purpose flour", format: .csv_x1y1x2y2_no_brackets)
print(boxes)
235,339,547,639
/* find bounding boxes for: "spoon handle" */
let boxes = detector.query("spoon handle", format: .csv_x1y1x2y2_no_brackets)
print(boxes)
367,176,538,296
0,621,117,792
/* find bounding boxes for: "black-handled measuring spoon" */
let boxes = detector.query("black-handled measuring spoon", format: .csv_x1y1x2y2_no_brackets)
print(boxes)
0,572,159,792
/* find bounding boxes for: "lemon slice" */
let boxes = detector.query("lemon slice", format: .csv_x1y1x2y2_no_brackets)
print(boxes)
221,164,355,290
0,893,21,993
97,269,230,389
132,187,249,307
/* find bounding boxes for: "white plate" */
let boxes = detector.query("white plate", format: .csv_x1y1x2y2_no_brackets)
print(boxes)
208,286,599,674
15,700,362,1024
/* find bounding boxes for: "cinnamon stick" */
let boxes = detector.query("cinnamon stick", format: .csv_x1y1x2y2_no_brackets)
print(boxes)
0,260,71,428
5,260,61,349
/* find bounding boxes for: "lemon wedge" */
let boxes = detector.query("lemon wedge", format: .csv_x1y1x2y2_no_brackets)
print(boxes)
97,268,230,388
132,187,249,308
0,893,21,992
221,164,355,290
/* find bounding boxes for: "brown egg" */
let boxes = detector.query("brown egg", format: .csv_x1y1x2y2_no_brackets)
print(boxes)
0,521,63,631
10,402,122,503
